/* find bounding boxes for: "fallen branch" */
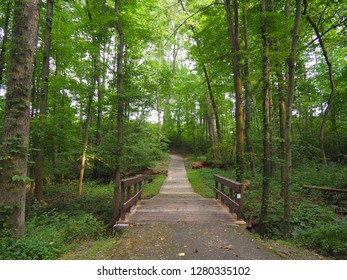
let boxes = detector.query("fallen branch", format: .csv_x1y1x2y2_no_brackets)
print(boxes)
301,184,347,193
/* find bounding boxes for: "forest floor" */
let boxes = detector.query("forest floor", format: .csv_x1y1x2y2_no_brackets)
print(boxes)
62,156,323,260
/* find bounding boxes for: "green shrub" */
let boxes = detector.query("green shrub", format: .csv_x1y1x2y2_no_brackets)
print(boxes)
207,141,234,167
61,213,105,243
294,220,347,259
0,236,63,260
291,204,336,232
0,209,106,260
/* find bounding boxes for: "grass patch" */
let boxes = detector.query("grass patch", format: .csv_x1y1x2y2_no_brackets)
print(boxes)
59,236,120,260
187,169,215,198
142,175,167,199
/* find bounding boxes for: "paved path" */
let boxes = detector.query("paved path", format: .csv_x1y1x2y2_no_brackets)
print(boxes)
123,154,237,224
112,155,280,260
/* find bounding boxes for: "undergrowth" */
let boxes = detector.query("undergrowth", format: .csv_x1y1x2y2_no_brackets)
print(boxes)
0,183,113,260
0,157,169,260
185,155,347,259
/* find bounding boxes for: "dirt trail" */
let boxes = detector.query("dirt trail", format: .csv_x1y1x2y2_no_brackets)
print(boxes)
111,155,280,260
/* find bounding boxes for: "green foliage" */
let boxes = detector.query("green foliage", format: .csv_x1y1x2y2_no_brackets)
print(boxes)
98,120,167,176
291,204,336,231
185,156,345,259
0,205,15,232
0,181,114,260
0,234,62,260
0,209,105,260
207,141,234,168
11,175,33,183
294,220,347,259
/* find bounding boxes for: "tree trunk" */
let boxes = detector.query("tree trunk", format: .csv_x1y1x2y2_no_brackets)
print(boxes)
242,0,255,173
111,0,126,225
278,0,290,197
0,0,12,91
259,0,272,234
283,0,302,237
52,50,61,169
163,38,178,126
202,64,221,143
205,95,216,146
276,67,286,197
306,15,335,165
34,0,54,201
0,0,39,237
77,93,92,196
224,0,244,181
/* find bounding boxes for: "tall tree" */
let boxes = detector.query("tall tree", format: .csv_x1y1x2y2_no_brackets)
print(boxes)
0,0,39,237
224,0,244,181
111,0,126,224
242,0,254,172
277,0,290,197
259,0,273,234
34,0,54,201
305,2,336,165
282,0,302,237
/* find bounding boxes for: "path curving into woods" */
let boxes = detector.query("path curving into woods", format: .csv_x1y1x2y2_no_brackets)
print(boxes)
111,155,279,260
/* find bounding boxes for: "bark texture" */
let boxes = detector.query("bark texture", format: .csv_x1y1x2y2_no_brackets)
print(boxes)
0,0,39,237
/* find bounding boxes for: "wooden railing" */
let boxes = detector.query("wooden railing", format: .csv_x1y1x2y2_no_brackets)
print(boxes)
213,174,249,221
120,174,145,220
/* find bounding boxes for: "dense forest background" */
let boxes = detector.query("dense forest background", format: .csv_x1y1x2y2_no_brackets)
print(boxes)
0,0,346,259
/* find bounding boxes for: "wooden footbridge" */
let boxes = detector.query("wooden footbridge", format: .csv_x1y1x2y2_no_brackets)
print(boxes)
117,154,248,226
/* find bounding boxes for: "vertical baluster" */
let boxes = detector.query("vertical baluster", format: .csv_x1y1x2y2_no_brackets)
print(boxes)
120,180,125,220
235,184,242,220
228,186,234,213
221,184,225,204
126,184,131,213
215,179,219,200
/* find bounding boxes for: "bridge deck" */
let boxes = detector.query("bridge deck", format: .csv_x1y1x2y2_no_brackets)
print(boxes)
123,155,238,225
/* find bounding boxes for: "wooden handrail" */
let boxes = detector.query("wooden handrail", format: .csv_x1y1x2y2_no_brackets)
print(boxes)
120,174,145,220
213,174,249,221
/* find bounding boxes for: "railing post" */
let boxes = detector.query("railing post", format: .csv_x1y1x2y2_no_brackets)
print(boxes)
221,184,225,204
126,185,131,213
120,181,126,220
228,187,234,213
214,179,219,200
134,182,138,205
139,181,142,200
235,184,242,220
